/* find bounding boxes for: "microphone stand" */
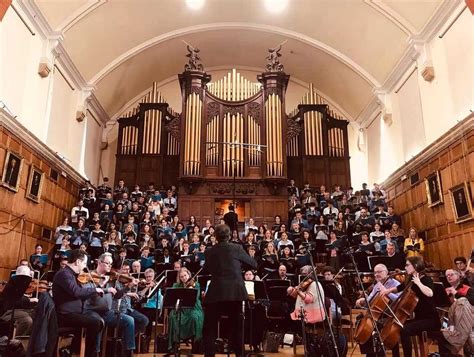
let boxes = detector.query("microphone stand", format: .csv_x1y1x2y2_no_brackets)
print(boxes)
307,252,340,357
299,304,309,357
345,248,386,355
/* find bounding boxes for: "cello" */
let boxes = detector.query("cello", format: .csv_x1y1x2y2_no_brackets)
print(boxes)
354,293,389,344
379,275,419,349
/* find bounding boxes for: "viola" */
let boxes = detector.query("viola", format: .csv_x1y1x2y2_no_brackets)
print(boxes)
109,271,136,285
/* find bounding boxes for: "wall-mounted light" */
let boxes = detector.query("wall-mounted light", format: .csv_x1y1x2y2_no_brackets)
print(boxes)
186,0,205,10
264,0,289,13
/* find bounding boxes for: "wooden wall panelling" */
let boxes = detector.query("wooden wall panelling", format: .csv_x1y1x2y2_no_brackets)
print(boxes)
383,116,474,269
0,126,84,280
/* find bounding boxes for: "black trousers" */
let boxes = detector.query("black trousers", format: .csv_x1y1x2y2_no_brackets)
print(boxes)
58,311,104,356
203,301,243,357
400,318,440,357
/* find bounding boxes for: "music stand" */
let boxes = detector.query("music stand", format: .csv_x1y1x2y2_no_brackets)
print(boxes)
165,270,178,288
0,275,31,339
433,282,451,308
162,288,197,356
244,281,267,357
265,279,290,289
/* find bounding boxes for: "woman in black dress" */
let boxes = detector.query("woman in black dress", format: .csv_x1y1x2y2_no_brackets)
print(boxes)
380,256,440,357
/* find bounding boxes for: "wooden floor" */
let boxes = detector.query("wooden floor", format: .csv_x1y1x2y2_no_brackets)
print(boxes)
136,344,438,356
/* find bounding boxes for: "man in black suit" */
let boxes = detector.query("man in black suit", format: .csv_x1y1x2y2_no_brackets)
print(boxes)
223,204,238,232
203,224,257,357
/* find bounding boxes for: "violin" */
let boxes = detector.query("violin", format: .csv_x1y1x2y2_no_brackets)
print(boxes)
109,271,136,285
25,279,51,295
289,278,313,298
77,271,105,285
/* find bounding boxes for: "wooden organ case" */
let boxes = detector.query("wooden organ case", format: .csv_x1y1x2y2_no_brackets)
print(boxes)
115,47,351,223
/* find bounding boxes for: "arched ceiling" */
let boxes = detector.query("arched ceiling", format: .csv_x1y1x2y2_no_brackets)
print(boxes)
34,0,444,120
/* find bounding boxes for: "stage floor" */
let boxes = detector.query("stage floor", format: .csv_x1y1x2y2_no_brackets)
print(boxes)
136,344,436,356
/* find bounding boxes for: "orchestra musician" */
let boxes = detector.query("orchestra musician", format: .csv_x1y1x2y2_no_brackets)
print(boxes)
137,268,162,349
287,265,326,325
202,224,257,357
430,269,474,356
0,265,38,337
380,256,440,357
83,254,141,357
52,249,104,357
167,267,204,352
453,256,474,286
115,262,150,348
355,263,401,357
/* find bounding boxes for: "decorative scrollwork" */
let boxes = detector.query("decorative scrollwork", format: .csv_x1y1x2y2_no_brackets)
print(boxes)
191,87,204,100
165,115,181,141
247,102,261,122
264,87,280,101
266,44,284,72
287,117,302,141
210,183,257,195
207,102,220,120
184,44,204,72
223,106,244,116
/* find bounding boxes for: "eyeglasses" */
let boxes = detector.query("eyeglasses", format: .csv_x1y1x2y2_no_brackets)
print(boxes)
100,261,112,266
374,270,386,274
446,273,457,277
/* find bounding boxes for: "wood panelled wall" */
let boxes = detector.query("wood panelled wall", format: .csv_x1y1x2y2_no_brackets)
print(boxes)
383,115,474,269
0,124,84,280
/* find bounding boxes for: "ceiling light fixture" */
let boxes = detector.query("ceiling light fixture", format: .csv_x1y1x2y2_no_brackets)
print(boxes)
264,0,289,14
186,0,205,10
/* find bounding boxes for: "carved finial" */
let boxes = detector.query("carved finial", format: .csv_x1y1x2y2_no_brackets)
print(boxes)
266,40,287,72
183,40,204,71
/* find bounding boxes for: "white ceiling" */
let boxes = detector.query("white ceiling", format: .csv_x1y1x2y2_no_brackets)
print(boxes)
35,0,445,120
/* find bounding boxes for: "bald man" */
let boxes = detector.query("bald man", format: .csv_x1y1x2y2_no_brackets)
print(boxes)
355,264,402,357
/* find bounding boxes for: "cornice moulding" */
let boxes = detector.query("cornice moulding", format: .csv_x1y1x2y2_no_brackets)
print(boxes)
17,0,109,124
0,108,87,185
381,113,474,189
354,95,381,129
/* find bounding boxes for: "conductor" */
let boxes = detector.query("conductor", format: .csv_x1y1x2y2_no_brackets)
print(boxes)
203,224,257,357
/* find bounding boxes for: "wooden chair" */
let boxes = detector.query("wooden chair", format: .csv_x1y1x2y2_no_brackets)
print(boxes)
56,327,86,357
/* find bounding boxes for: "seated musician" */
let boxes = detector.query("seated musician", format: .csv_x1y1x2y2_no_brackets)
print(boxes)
287,265,326,328
355,263,401,357
431,269,474,356
83,254,141,357
243,270,266,353
0,265,38,336
384,242,405,270
453,256,474,286
167,267,204,352
52,249,104,357
137,268,163,349
322,266,344,321
380,256,440,357
114,262,150,349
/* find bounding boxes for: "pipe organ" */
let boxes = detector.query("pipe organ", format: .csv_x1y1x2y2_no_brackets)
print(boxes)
115,47,350,223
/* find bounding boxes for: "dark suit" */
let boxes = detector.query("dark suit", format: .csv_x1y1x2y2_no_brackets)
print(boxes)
203,241,257,356
223,211,238,232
